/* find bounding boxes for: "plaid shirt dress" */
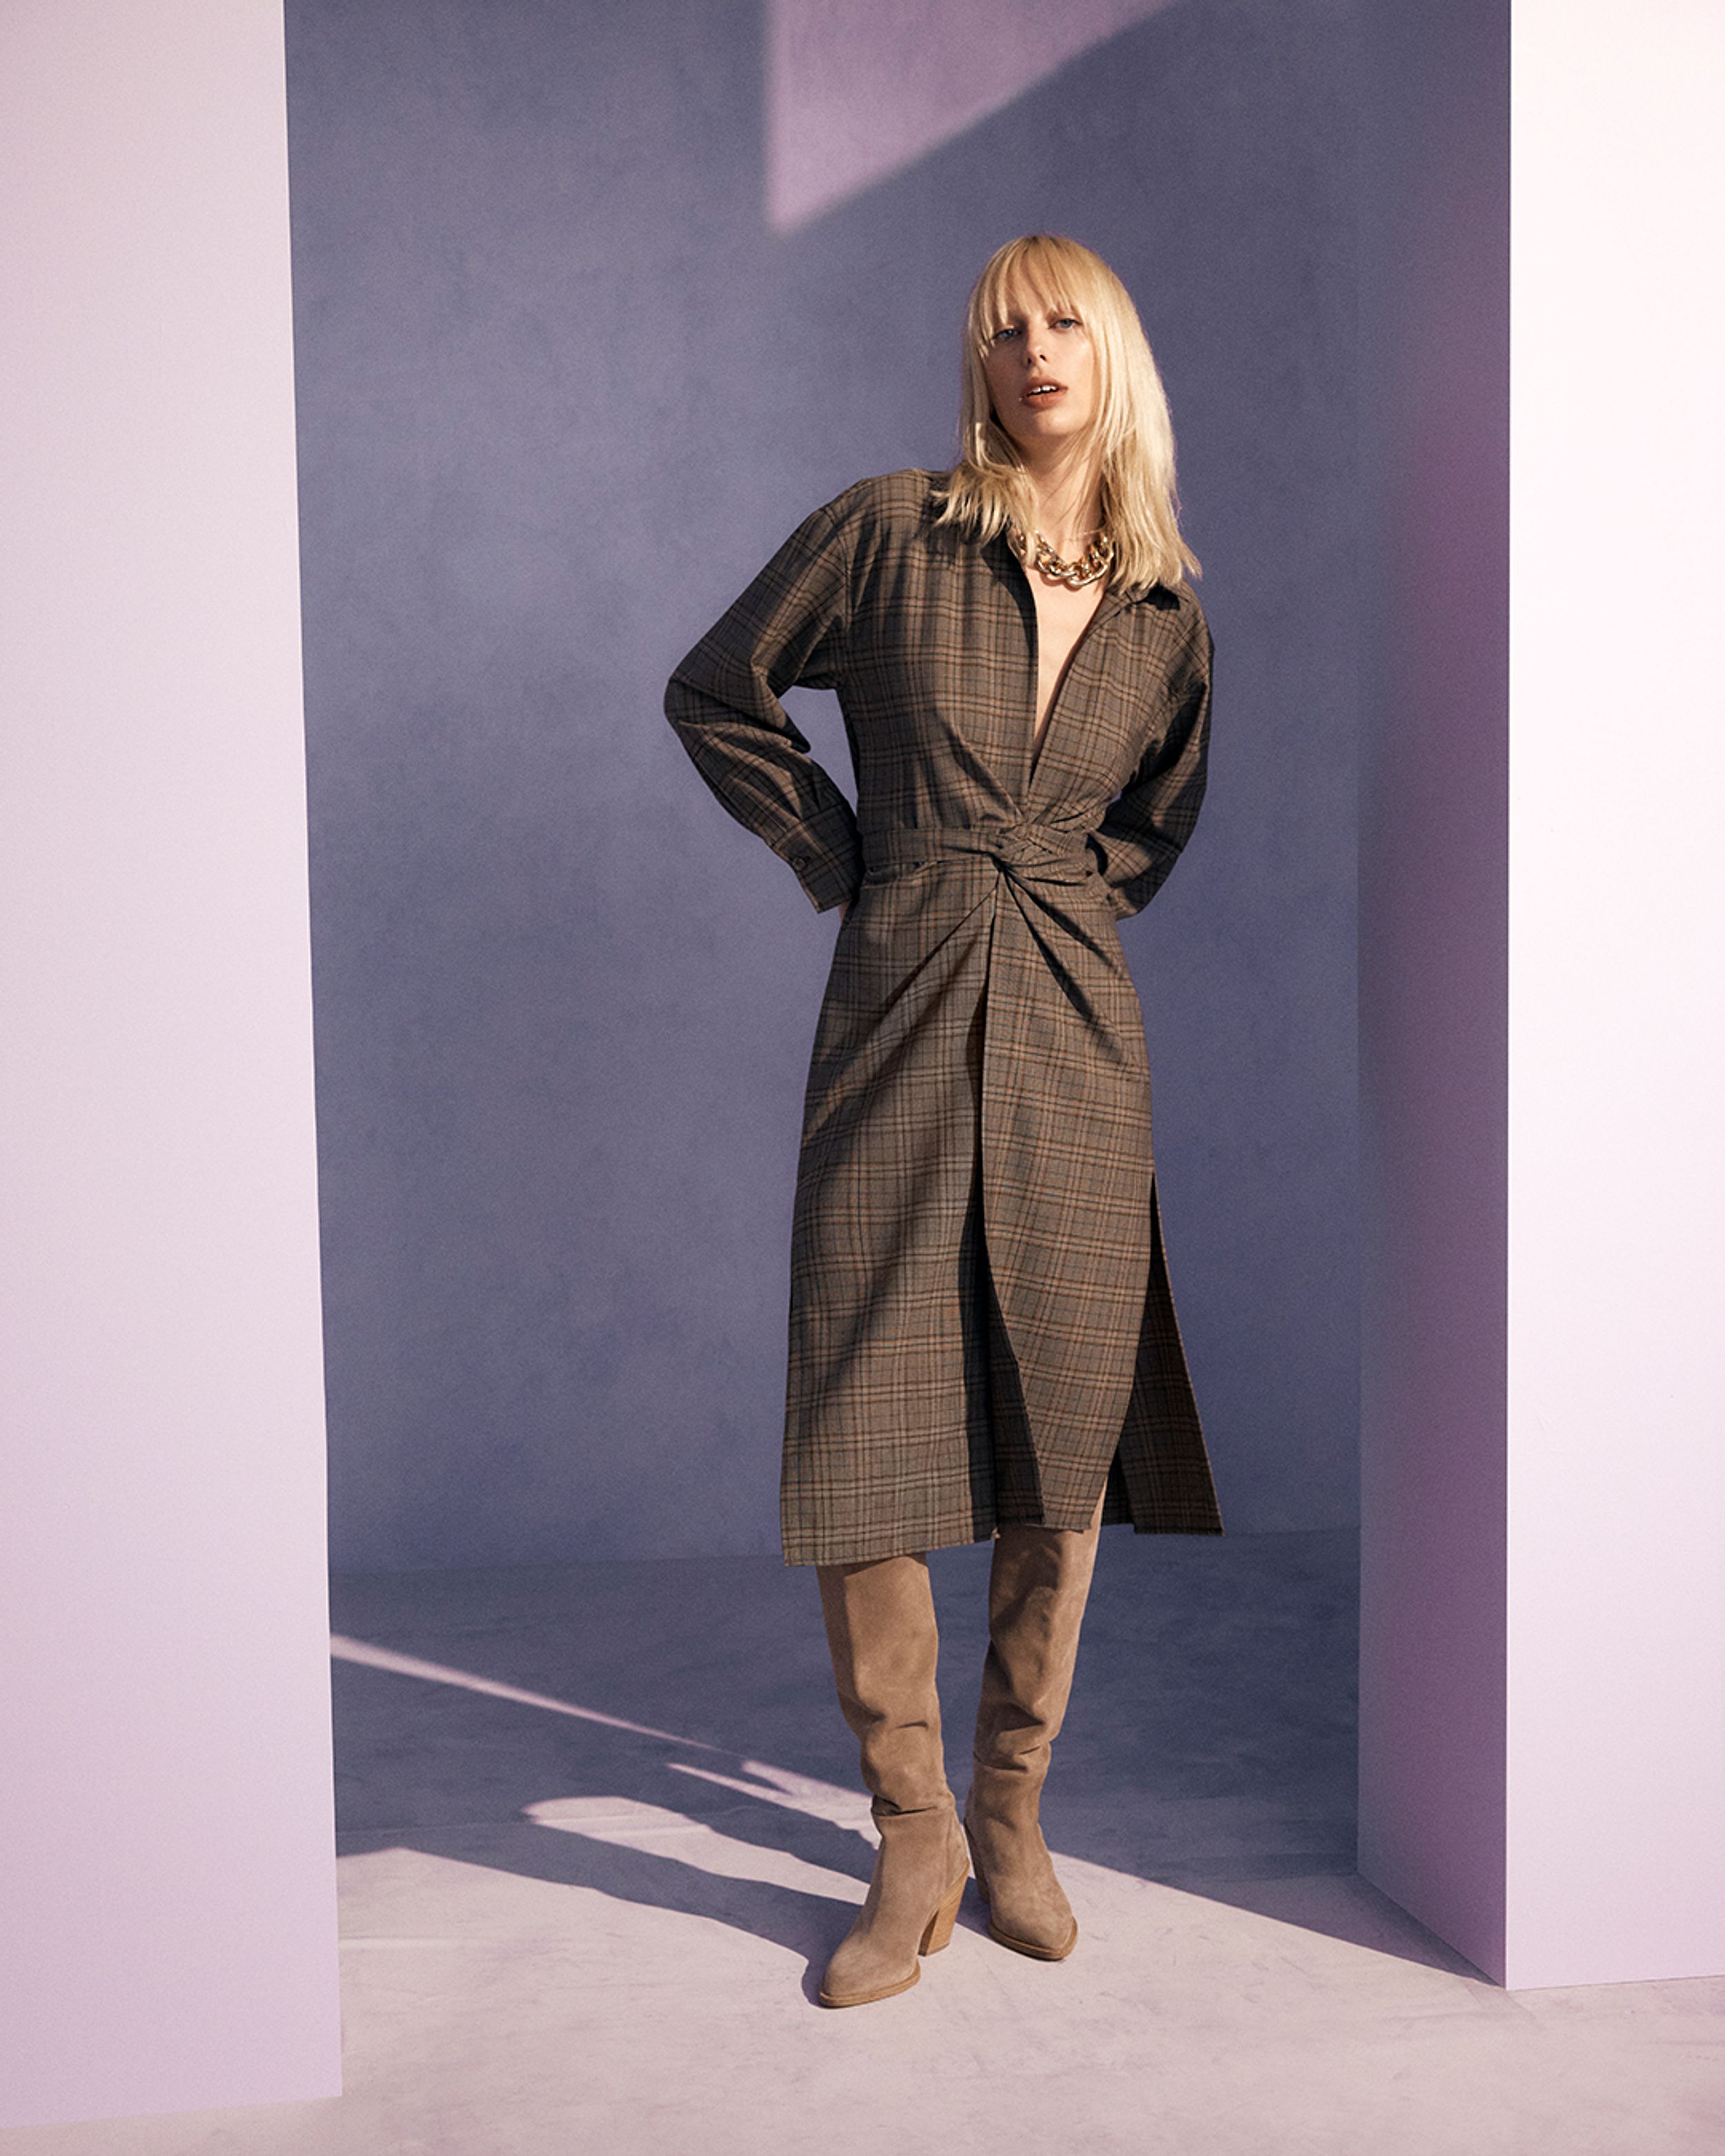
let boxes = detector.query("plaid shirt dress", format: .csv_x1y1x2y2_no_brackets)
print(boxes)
667,469,1223,1565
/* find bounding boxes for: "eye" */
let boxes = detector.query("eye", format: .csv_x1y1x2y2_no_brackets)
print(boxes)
990,325,1021,344
1054,315,1081,330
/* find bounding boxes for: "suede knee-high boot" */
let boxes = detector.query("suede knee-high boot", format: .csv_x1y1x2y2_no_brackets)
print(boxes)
963,1510,1103,1959
815,1554,970,2008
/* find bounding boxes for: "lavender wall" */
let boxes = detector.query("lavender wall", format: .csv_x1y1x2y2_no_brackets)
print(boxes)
288,0,1361,1568
1357,0,1725,1988
1,0,339,2124
1501,0,1725,1989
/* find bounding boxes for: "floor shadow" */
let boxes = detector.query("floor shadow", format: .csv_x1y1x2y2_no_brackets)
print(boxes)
327,1527,1427,1978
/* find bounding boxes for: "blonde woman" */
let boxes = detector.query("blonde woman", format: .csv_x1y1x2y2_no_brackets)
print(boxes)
666,233,1221,2008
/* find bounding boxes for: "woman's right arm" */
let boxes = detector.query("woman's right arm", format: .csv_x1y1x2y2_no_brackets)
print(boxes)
664,495,862,915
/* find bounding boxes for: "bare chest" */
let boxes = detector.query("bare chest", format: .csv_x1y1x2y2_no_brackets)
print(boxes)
1028,575,1108,749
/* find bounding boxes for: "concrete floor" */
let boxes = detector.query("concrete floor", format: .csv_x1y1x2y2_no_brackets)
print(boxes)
4,1529,1722,2155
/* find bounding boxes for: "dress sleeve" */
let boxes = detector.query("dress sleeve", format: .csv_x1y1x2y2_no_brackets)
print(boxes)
1092,607,1213,920
664,494,862,914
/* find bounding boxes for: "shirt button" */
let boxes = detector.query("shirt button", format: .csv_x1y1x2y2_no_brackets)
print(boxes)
790,852,810,869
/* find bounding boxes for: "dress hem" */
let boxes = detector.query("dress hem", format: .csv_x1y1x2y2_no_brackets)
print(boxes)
780,1510,1225,1568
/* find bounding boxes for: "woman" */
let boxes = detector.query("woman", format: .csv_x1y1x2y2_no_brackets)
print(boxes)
665,233,1222,2008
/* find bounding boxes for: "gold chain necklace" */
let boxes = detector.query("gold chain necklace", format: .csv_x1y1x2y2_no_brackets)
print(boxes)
1018,526,1116,590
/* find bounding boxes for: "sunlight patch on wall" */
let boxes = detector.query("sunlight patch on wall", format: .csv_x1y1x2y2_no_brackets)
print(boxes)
767,0,1181,230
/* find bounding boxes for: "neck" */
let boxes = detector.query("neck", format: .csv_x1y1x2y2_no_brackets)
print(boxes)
1020,443,1103,555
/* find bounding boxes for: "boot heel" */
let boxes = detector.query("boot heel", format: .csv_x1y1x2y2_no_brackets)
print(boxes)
919,1868,967,1956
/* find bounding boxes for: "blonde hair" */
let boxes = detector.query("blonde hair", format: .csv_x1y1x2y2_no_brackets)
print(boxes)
934,233,1199,595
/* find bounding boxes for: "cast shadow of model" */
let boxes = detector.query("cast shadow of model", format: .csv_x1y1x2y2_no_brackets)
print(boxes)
329,1641,900,2004
328,1530,1481,1994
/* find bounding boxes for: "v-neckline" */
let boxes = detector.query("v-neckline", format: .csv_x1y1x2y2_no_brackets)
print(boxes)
998,538,1130,789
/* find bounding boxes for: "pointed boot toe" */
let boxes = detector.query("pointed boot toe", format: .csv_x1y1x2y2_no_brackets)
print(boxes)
964,1783,1078,1960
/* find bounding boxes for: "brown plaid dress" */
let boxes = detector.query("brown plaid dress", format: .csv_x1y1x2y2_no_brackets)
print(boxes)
667,469,1223,1565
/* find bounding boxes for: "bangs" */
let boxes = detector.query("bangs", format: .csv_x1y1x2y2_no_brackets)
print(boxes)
969,234,1110,348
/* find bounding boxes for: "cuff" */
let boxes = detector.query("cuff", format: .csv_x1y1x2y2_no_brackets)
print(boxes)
777,803,862,913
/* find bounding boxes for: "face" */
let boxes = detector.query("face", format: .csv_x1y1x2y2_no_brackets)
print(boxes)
980,283,1099,457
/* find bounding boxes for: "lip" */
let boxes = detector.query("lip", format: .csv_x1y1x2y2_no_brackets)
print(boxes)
1021,379,1066,404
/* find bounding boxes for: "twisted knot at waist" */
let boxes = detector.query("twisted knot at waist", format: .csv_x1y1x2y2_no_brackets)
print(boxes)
863,820,1096,885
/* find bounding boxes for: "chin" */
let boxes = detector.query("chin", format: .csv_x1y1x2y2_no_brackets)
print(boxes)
1016,419,1085,448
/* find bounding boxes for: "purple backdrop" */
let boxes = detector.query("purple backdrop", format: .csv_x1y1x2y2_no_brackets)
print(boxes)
286,0,1361,1567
